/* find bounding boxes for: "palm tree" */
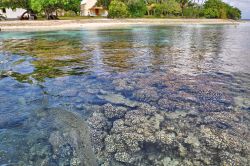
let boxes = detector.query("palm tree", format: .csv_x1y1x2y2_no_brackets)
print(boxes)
177,0,189,16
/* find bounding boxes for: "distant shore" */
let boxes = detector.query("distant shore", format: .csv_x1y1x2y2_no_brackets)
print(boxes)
0,19,240,31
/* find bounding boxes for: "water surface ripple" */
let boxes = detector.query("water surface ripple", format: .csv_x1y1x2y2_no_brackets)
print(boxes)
0,24,250,166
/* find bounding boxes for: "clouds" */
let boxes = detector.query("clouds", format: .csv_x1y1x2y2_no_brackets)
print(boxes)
223,0,250,19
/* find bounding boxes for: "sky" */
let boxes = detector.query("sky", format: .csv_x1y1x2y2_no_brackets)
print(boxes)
223,0,250,19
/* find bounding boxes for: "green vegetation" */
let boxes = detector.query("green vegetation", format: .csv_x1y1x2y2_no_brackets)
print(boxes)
0,0,34,19
96,0,111,8
0,0,241,20
176,0,189,16
100,0,241,19
127,0,147,17
108,0,129,18
204,0,241,19
154,0,181,17
30,0,81,19
1,0,29,9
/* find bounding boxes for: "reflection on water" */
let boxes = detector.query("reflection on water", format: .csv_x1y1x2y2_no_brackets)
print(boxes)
0,24,250,165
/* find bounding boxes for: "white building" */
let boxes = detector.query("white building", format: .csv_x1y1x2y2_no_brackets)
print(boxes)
0,8,26,19
80,0,108,17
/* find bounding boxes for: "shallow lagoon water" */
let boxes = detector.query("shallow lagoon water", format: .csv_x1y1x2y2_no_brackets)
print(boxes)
0,24,250,165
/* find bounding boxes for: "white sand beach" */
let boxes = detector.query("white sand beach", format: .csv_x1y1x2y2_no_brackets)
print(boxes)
0,18,240,31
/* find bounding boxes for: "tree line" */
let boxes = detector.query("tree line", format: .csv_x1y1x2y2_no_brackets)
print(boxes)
0,0,241,20
105,0,241,20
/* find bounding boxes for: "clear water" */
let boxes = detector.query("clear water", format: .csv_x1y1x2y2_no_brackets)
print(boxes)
0,24,250,166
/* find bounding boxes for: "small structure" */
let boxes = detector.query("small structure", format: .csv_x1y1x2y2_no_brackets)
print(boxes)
80,0,108,17
0,8,26,19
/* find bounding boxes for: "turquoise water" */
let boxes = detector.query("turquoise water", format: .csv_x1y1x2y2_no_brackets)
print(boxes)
0,24,250,165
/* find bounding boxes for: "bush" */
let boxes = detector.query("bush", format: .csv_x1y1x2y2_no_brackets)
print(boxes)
183,8,193,17
153,0,181,17
219,8,227,19
108,0,129,18
96,0,110,8
204,8,219,18
204,0,241,19
227,7,241,20
166,0,181,15
154,4,164,17
127,0,147,17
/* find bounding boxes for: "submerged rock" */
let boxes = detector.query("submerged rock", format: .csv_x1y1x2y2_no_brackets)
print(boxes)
34,109,98,166
234,96,250,110
97,93,139,107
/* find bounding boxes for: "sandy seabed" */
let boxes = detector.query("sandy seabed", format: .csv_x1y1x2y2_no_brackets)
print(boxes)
0,18,240,31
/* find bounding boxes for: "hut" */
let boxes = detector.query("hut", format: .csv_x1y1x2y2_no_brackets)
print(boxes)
80,0,108,16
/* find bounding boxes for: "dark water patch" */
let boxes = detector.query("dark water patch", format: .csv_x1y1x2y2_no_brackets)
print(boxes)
215,121,232,129
0,116,28,129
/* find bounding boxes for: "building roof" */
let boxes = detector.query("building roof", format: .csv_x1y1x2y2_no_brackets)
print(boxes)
89,6,106,10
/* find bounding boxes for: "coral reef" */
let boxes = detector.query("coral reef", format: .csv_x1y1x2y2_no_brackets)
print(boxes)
87,72,250,166
110,71,234,113
88,102,250,166
133,87,159,103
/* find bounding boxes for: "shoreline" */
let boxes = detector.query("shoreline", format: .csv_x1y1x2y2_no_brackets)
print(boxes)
0,19,241,31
